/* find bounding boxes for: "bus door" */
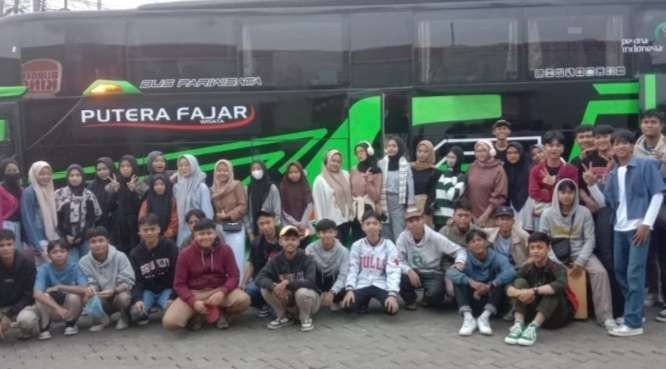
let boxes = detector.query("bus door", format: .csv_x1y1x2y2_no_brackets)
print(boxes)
0,102,18,160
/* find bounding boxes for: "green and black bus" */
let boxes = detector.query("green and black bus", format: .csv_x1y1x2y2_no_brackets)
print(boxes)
1,0,665,182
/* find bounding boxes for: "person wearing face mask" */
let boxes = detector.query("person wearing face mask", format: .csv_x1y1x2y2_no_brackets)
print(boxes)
247,160,282,239
173,154,214,248
466,140,508,227
378,136,415,241
21,161,59,263
350,141,383,242
313,150,353,245
0,159,22,247
432,146,467,230
411,140,439,227
86,157,117,234
55,164,102,263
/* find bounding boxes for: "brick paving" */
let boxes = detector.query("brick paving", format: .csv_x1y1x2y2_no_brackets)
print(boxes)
2,305,665,369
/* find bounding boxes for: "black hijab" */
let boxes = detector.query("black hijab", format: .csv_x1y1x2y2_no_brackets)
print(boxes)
387,136,406,171
248,160,272,225
146,174,172,233
87,157,115,211
447,146,464,174
117,155,142,215
65,164,85,196
0,158,21,197
504,142,531,210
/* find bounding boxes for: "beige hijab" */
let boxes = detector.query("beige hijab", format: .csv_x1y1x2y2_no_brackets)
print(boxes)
211,159,240,199
28,161,59,241
321,150,353,214
411,140,436,171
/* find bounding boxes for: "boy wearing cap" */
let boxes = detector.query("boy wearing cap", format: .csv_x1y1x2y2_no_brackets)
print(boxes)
256,225,320,332
305,219,349,311
483,206,529,267
397,208,466,310
492,119,512,164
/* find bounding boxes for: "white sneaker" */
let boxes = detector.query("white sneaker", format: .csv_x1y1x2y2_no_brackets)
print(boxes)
608,324,644,337
477,315,493,336
458,315,477,336
64,325,79,336
655,309,666,323
38,330,52,340
603,319,617,331
89,316,110,332
300,318,314,332
115,318,129,331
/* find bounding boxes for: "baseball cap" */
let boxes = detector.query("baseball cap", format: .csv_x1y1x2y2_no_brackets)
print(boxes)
404,207,423,220
494,206,514,218
492,119,511,129
279,225,300,238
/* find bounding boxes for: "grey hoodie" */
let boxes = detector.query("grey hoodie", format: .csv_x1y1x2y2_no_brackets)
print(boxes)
79,245,136,291
539,178,596,266
397,225,466,274
305,239,349,294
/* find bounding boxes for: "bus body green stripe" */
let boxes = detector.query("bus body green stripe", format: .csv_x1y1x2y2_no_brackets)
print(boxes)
0,86,27,98
593,82,639,95
411,95,501,126
0,120,6,141
643,74,657,110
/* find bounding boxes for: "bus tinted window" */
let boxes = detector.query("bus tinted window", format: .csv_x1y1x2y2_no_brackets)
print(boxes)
415,10,519,84
128,16,237,87
241,16,347,88
0,23,21,86
635,9,666,74
527,8,626,80
350,12,411,87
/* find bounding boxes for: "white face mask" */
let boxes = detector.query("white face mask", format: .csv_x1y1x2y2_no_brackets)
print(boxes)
446,158,457,168
251,169,264,180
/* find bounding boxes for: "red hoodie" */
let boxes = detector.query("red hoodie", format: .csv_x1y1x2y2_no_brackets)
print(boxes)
528,161,579,203
173,239,239,307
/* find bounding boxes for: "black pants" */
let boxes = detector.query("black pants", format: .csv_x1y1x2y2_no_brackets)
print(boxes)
593,207,624,317
453,282,506,317
351,286,396,315
337,222,351,247
513,278,572,329
350,219,365,244
399,272,447,306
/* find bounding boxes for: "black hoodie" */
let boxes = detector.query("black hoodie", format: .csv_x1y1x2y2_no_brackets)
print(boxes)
129,238,179,302
0,250,36,317
255,249,318,292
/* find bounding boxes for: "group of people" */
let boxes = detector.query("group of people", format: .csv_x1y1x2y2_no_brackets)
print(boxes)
2,110,666,346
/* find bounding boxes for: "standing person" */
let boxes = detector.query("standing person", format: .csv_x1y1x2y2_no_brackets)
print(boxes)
279,161,314,243
492,119,512,164
144,151,174,185
162,219,250,331
78,227,135,332
411,140,439,225
527,131,578,231
431,146,466,230
21,161,59,262
378,136,415,241
465,140,508,227
0,185,17,229
447,229,516,336
632,110,666,310
247,160,282,238
33,240,89,339
397,208,466,310
178,209,206,249
305,219,349,311
138,174,178,241
0,229,38,340
1,159,23,247
504,142,532,229
313,149,353,245
342,211,401,315
55,164,102,263
108,155,148,254
585,129,665,337
86,157,117,233
504,232,573,346
539,179,615,330
173,154,214,248
211,159,247,277
530,144,545,165
349,141,382,242
256,225,320,332
129,214,179,326
570,126,596,165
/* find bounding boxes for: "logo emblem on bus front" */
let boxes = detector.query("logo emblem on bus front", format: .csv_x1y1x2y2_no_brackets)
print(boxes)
21,59,62,97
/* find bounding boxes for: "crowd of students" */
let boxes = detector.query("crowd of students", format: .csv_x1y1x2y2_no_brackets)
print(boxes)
2,110,666,346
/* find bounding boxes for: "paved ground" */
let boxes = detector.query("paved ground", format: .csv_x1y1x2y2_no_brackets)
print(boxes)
2,305,666,369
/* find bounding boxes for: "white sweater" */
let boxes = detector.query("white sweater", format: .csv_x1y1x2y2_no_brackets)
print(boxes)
313,172,352,226
345,237,401,293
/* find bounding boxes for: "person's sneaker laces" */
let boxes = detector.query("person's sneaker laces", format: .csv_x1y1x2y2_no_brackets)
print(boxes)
655,309,666,323
458,315,477,336
517,323,538,346
38,330,52,340
63,325,79,336
504,321,524,345
608,324,644,337
477,315,493,336
300,318,314,332
267,316,293,330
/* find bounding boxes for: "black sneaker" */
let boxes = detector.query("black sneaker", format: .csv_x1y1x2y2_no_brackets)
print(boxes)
656,309,666,323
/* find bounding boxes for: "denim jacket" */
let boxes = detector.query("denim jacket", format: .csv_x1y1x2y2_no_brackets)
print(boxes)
20,186,47,251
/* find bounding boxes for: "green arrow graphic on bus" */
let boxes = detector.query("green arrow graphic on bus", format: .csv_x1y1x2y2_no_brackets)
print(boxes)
411,95,502,126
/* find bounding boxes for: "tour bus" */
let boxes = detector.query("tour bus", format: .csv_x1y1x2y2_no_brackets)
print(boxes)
0,0,665,182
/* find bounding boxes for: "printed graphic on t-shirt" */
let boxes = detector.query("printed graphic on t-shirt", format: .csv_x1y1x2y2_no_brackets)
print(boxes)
140,257,172,278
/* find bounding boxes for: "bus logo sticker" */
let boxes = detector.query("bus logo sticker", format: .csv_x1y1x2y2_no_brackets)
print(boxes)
21,59,62,97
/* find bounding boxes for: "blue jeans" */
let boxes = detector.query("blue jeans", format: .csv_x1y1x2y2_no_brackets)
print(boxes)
245,280,265,308
614,230,650,329
143,289,173,312
67,241,89,264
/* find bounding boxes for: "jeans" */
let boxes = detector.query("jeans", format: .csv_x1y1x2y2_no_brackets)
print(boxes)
217,224,246,278
399,272,447,307
245,280,266,309
382,193,405,242
351,286,397,315
67,241,89,265
613,230,650,329
593,207,624,317
453,282,506,317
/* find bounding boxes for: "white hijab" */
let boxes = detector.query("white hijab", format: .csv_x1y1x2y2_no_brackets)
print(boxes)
173,154,207,223
28,161,59,241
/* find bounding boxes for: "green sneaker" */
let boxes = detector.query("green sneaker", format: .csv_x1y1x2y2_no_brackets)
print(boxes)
504,321,525,345
517,323,538,346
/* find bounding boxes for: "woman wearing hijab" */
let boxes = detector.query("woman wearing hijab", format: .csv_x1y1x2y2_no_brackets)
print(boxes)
349,141,382,242
1,159,23,246
313,149,353,245
431,146,467,230
21,161,59,261
247,160,281,237
86,157,117,232
411,139,440,226
503,142,532,229
138,173,178,240
280,161,314,244
173,154,214,247
378,136,415,241
144,150,175,185
108,155,149,254
465,140,508,227
211,159,247,275
55,164,102,263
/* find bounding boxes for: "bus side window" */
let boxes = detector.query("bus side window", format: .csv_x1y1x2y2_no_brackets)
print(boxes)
635,8,666,74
